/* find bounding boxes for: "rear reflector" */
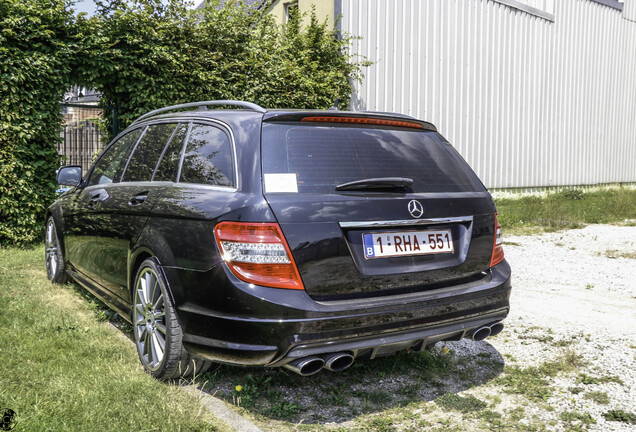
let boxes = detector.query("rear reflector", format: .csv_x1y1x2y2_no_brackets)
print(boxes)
214,222,304,290
490,213,504,267
300,116,425,129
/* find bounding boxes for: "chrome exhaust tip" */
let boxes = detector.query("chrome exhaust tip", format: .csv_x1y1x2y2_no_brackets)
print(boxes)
283,356,325,376
322,352,354,372
470,326,492,341
489,322,504,337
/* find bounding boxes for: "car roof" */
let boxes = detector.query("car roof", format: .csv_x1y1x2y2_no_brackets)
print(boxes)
130,101,437,132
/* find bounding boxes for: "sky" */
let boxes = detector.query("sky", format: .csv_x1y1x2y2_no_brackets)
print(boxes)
72,0,97,15
70,0,201,16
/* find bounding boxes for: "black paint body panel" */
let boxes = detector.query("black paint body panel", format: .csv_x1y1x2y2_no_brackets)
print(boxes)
47,108,512,368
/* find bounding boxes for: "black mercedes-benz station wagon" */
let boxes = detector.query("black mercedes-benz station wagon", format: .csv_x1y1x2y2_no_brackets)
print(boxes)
46,100,511,379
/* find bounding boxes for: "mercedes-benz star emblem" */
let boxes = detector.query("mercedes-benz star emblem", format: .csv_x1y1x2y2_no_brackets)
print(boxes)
408,200,424,218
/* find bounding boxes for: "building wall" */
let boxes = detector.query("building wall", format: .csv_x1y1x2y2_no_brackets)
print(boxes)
341,0,636,189
268,0,335,25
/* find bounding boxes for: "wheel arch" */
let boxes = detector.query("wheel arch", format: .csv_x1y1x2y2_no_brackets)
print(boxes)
45,209,66,257
129,247,178,314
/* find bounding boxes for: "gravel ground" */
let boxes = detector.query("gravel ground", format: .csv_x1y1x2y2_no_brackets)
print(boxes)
480,224,636,431
198,224,636,431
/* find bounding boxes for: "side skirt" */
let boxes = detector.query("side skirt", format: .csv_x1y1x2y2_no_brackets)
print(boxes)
67,269,133,323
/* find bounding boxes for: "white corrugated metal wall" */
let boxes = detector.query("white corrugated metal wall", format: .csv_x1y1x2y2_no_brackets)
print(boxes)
341,0,636,189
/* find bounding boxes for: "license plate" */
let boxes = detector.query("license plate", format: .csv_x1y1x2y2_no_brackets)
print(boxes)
363,229,454,259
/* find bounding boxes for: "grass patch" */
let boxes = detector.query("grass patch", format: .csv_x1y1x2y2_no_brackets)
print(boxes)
496,349,584,402
0,247,227,432
576,373,624,386
496,365,552,401
495,187,636,234
584,391,610,405
602,249,636,259
434,393,487,413
560,410,596,425
603,409,636,424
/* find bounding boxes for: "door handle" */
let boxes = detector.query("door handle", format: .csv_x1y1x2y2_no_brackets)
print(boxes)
128,193,148,206
87,190,108,208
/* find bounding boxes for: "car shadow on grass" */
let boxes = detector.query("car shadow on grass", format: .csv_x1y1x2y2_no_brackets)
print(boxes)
66,282,506,425
194,339,505,425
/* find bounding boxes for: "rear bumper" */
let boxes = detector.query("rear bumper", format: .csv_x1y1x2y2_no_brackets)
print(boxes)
167,260,511,367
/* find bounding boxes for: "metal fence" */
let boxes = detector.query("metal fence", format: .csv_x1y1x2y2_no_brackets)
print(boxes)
58,104,105,171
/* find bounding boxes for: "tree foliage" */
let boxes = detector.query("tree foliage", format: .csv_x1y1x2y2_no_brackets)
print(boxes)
79,0,365,131
0,0,367,246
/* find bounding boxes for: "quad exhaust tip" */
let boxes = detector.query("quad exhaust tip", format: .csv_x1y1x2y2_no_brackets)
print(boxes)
471,326,492,341
469,321,504,341
323,352,354,372
283,352,355,376
283,356,325,376
489,322,504,337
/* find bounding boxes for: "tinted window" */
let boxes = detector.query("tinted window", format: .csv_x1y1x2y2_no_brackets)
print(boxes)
154,123,188,182
262,124,486,193
122,123,178,183
180,124,234,187
88,129,142,186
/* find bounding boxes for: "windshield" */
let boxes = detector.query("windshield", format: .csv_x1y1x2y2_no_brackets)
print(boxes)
262,124,486,194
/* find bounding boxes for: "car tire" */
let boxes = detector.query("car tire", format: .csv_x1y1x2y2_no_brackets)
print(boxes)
132,258,211,379
45,217,69,284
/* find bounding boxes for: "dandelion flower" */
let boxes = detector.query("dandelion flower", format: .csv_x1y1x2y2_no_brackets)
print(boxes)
235,385,243,392
441,345,450,354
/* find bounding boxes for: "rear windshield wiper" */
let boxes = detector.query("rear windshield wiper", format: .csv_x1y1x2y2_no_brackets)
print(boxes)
335,177,414,191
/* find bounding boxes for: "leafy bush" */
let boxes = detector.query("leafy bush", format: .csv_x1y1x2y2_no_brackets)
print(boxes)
0,0,78,246
0,0,367,246
79,0,368,134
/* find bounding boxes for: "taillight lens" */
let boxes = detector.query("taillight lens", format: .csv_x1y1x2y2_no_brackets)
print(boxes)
214,222,304,290
490,213,504,267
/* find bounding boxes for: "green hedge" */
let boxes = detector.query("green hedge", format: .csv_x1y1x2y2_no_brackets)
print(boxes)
0,0,367,247
0,0,77,246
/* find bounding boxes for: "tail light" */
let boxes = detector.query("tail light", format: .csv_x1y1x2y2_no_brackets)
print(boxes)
490,213,504,267
214,222,304,290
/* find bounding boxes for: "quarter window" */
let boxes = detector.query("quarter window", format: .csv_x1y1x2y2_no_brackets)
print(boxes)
122,123,178,183
153,124,188,182
88,128,142,186
179,124,234,187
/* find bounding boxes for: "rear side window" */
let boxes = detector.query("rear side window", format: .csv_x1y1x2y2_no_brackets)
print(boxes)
88,128,142,186
262,124,486,193
179,123,234,187
122,123,178,182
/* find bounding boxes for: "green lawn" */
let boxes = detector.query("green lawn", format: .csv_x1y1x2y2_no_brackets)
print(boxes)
1,186,634,431
0,247,229,432
495,186,636,235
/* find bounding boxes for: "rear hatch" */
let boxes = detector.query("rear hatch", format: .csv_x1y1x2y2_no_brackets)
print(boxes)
261,113,497,300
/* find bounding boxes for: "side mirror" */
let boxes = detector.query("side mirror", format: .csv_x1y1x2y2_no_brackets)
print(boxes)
56,165,82,187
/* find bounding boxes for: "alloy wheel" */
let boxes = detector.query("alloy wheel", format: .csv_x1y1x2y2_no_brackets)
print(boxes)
45,220,58,280
133,267,167,371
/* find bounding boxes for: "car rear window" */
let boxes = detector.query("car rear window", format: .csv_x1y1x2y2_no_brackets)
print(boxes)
261,124,486,193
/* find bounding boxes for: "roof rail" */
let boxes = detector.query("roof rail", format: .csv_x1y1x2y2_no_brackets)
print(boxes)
132,100,267,124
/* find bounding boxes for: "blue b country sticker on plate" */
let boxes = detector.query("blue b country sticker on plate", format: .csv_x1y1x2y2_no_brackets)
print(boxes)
363,233,376,258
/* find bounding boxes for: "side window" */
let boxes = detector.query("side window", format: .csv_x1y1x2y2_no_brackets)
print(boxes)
153,123,188,182
179,124,234,187
88,128,142,186
122,123,178,183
